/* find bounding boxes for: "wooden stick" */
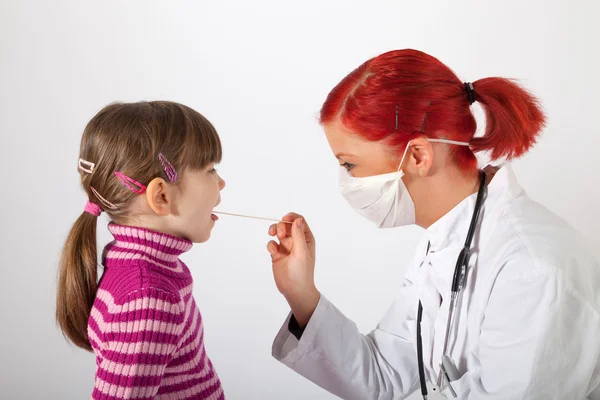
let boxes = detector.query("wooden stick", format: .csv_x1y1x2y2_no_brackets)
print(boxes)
213,211,293,224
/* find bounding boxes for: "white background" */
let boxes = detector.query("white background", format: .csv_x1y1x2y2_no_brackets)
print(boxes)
1,1,599,399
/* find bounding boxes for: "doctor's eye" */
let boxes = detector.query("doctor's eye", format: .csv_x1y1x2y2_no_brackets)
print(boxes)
341,162,355,171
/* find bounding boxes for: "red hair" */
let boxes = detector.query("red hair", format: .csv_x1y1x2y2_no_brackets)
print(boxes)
320,49,546,169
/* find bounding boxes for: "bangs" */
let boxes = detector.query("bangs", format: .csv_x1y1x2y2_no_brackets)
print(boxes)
179,105,223,170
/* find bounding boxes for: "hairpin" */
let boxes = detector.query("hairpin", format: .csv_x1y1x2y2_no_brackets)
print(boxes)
78,158,95,174
90,186,117,209
158,153,178,183
114,171,147,194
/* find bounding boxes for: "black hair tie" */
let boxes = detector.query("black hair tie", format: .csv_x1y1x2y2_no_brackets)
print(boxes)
464,82,476,105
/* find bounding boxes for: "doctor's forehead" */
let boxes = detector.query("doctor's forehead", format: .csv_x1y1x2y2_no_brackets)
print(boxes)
323,119,366,160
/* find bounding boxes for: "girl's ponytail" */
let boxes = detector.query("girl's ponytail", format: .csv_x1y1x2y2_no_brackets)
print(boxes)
56,211,98,351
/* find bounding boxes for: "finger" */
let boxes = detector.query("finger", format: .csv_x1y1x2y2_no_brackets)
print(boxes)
282,212,304,222
291,218,309,255
268,224,277,237
281,212,306,238
268,237,293,255
267,240,278,255
277,236,293,256
267,240,288,262
286,214,315,245
277,221,291,240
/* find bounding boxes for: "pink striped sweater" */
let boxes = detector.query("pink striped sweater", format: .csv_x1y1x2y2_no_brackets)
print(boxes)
88,223,224,400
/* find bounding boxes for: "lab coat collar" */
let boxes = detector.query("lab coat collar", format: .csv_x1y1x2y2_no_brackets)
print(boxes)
425,164,522,252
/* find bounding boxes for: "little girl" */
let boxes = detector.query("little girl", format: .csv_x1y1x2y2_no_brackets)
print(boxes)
56,101,226,399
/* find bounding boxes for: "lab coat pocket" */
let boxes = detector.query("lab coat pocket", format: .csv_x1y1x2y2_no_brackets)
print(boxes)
441,367,478,399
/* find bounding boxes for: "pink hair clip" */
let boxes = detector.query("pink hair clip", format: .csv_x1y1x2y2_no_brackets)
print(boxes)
158,153,178,183
78,158,95,174
114,171,147,194
90,186,117,210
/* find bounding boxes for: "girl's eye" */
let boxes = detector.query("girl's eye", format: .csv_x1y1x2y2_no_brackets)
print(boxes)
209,168,218,174
341,162,355,171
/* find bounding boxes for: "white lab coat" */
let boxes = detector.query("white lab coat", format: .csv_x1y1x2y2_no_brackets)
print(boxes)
272,165,600,399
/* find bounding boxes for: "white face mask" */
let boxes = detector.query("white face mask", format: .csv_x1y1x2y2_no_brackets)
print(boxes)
339,139,471,228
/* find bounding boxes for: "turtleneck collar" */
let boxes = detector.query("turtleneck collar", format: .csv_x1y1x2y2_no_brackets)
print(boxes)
104,223,193,274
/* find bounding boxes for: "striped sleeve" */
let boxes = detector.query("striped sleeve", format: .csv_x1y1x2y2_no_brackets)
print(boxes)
92,288,186,400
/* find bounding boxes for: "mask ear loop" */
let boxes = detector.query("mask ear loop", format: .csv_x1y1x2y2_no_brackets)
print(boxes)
397,140,413,173
394,101,470,174
398,139,471,174
429,138,471,147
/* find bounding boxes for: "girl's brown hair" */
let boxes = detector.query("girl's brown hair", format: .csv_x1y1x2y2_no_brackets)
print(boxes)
56,101,222,350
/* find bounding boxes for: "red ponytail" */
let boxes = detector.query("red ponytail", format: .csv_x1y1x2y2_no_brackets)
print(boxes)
469,77,546,160
319,49,546,169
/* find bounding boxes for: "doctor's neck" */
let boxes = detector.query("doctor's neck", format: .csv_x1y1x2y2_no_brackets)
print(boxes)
409,165,483,229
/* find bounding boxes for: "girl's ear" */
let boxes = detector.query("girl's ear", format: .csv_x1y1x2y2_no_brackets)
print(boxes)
145,177,172,216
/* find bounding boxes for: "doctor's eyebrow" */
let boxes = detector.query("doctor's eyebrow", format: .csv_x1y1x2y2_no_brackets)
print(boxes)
335,152,359,159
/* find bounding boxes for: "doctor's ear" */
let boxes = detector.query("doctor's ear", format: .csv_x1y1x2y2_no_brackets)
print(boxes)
404,138,434,177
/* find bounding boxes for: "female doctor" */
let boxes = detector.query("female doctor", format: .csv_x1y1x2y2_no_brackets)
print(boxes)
266,49,600,399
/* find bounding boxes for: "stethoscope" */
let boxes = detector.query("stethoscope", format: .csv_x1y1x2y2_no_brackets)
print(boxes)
417,170,487,399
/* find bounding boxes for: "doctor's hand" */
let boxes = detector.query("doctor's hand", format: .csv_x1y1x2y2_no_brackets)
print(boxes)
267,213,319,327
